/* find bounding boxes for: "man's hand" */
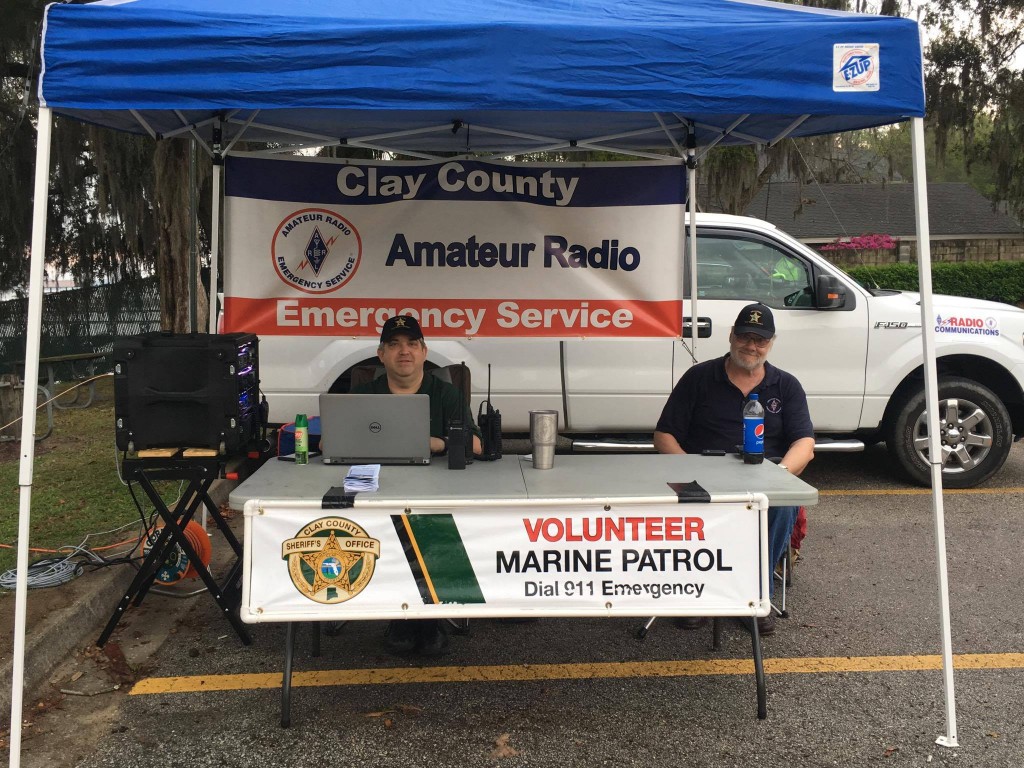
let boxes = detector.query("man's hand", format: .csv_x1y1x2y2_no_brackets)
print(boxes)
431,435,484,455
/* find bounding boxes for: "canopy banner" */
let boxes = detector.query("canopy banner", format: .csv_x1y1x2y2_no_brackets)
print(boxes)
223,156,686,338
242,501,764,622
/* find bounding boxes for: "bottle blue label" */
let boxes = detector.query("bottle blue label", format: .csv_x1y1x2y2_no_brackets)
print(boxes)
743,416,764,454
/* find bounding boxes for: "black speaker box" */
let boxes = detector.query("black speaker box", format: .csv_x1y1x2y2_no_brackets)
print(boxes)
114,332,260,455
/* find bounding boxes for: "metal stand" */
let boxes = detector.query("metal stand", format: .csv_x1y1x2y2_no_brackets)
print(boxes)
97,456,251,647
773,544,792,617
636,615,767,719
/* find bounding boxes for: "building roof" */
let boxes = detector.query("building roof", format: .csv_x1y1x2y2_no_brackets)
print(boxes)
740,182,1022,240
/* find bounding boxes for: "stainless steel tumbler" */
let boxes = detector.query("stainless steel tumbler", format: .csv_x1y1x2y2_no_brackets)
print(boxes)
529,410,558,469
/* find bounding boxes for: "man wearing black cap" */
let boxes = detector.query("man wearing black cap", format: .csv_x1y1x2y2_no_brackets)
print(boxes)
352,314,481,655
356,315,482,458
653,302,814,635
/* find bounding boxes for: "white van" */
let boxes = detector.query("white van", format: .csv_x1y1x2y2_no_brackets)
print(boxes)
256,213,1024,488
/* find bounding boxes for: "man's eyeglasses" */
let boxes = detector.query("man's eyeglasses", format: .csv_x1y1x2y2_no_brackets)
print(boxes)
734,333,773,348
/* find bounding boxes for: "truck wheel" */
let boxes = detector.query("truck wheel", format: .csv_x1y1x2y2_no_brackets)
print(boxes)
886,377,1012,489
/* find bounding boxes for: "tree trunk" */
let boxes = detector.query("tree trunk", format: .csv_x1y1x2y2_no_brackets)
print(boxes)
153,141,209,333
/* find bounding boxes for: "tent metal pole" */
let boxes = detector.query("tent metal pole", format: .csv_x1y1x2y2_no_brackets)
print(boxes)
910,115,959,748
686,125,699,361
209,124,223,335
8,105,53,768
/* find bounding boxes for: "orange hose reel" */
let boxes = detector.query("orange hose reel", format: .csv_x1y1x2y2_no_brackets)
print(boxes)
142,520,213,584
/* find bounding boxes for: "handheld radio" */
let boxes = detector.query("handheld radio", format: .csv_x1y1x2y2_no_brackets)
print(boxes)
447,417,467,470
477,364,502,461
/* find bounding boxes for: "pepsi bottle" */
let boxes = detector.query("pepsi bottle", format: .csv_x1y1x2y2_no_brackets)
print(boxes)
742,394,764,464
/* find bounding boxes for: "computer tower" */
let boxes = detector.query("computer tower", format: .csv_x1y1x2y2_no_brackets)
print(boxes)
113,332,261,455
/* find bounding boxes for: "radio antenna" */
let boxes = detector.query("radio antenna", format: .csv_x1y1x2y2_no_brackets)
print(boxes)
487,364,492,403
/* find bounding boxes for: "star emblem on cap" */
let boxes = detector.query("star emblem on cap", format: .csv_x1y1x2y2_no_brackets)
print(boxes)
749,310,762,324
394,317,407,327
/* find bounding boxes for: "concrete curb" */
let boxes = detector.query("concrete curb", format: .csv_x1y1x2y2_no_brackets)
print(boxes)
1,479,235,720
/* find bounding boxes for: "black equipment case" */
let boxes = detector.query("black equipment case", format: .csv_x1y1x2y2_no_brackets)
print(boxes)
113,332,260,455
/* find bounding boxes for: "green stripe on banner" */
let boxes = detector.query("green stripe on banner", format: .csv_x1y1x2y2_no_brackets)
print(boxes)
405,514,485,604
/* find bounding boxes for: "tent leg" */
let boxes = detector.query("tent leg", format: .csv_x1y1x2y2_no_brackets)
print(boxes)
8,106,53,768
209,159,222,334
911,116,959,749
685,123,700,361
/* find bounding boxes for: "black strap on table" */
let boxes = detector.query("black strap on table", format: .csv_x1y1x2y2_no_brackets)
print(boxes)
667,480,711,503
322,486,356,508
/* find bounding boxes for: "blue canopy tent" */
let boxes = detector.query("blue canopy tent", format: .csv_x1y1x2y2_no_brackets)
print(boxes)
39,0,924,151
15,0,950,761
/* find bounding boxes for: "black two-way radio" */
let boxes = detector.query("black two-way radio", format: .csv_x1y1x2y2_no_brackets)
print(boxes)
477,364,502,461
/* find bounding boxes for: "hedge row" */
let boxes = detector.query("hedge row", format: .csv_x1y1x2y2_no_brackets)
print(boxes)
843,261,1024,305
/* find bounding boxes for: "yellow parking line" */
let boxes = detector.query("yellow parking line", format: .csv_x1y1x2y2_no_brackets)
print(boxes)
819,487,1024,496
130,652,1024,695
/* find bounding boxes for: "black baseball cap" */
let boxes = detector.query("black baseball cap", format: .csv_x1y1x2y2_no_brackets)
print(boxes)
733,303,775,339
380,315,424,344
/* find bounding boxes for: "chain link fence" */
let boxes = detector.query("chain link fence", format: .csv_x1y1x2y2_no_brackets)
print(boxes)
0,277,162,379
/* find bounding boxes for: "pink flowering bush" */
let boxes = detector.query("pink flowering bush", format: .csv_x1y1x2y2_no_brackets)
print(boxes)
820,233,897,251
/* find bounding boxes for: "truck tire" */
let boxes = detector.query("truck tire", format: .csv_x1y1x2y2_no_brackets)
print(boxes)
886,377,1012,489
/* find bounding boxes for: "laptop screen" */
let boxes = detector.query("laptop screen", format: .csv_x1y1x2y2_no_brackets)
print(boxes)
318,393,431,465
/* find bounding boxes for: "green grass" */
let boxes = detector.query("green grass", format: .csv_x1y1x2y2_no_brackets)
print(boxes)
0,376,175,575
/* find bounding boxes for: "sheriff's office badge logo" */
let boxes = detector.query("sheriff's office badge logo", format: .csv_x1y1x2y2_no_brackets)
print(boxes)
282,517,380,604
748,310,762,324
271,207,362,295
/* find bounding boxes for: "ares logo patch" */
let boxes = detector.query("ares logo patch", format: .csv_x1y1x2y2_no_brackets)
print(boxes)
282,517,380,604
272,207,362,295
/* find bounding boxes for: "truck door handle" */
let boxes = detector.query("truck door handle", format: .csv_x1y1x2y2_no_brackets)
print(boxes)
682,316,712,339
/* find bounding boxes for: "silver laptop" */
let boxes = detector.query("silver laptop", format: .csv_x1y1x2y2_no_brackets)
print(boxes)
318,393,431,465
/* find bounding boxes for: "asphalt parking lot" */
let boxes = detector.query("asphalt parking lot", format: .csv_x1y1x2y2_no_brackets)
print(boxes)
14,444,1024,768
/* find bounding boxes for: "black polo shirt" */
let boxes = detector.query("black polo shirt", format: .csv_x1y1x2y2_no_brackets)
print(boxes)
656,354,813,457
352,373,481,439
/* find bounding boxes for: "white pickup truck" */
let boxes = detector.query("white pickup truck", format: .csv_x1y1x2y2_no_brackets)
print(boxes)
258,213,1024,488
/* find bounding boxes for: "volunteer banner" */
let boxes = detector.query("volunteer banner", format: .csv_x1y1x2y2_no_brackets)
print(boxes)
223,156,686,338
242,501,764,622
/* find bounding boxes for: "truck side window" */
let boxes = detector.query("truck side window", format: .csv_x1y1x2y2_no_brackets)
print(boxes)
687,235,812,309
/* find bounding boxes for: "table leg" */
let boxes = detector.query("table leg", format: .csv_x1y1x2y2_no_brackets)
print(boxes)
51,363,81,409
35,385,53,441
51,359,99,410
635,616,657,640
747,618,767,720
282,622,296,728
